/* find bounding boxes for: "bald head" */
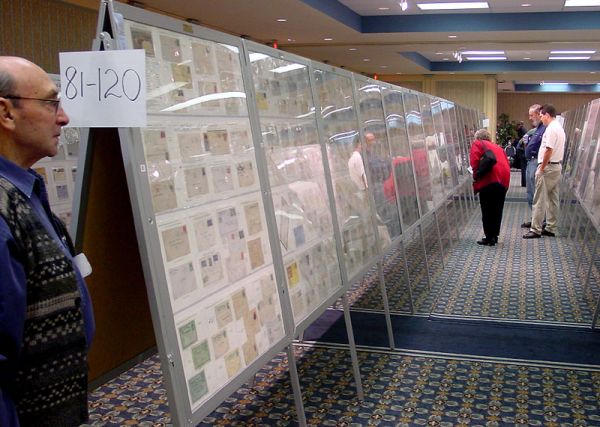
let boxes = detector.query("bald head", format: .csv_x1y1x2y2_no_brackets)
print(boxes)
0,56,54,102
0,56,68,168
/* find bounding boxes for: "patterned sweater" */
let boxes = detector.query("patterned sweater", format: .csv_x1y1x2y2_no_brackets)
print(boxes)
0,176,88,426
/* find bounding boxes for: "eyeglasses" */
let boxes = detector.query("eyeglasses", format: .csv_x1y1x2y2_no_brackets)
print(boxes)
4,93,62,114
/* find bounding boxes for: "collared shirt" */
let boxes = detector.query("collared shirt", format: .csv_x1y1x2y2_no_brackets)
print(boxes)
348,150,367,190
0,156,95,425
525,123,546,159
538,119,565,164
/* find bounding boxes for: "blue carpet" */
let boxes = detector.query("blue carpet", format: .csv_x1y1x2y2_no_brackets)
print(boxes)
304,309,600,367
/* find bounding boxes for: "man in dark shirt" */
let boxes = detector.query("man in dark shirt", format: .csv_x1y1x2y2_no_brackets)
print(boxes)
521,104,546,228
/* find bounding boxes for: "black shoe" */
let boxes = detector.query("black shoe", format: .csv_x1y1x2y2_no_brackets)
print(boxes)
477,237,496,246
541,229,556,237
521,221,531,228
523,231,541,239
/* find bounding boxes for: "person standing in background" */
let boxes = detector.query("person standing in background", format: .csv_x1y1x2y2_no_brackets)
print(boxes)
470,129,511,246
521,104,546,229
523,104,565,239
0,56,95,426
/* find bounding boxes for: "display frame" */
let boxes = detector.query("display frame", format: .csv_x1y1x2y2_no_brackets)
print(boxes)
108,3,294,425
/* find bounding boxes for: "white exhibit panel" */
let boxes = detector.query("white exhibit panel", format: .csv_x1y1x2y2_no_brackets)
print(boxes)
403,91,433,216
441,100,461,186
447,102,467,179
116,11,288,422
430,98,453,194
313,67,379,281
381,86,420,230
419,94,445,206
575,100,600,203
356,79,402,246
246,48,343,327
458,106,474,169
569,103,590,193
575,100,600,219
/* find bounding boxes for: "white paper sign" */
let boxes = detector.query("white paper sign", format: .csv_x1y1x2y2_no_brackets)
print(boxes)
59,50,146,127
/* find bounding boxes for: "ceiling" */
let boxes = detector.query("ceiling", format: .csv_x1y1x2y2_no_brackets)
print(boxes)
67,0,600,90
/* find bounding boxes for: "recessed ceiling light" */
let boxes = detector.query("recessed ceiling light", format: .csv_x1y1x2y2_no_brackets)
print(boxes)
287,38,295,42
363,58,371,61
565,0,600,6
591,71,597,74
324,37,333,41
443,58,450,61
521,3,531,6
548,56,591,59
435,52,444,55
448,35,458,38
381,65,389,68
349,48,357,51
276,18,287,22
550,50,596,54
418,2,489,10
465,56,507,60
396,72,403,74
378,7,390,10
523,57,531,60
462,50,505,55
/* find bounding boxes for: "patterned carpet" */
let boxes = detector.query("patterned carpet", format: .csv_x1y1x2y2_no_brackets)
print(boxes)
83,172,600,425
85,344,600,426
341,172,600,325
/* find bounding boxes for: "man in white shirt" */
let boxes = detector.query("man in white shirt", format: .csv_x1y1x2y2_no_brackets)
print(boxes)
348,137,368,191
523,104,565,239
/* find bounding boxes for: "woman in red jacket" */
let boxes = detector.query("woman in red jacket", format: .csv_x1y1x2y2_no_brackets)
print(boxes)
469,129,511,246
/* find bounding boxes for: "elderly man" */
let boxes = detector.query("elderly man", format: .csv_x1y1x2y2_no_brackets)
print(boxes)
520,104,546,228
0,56,94,426
523,104,565,239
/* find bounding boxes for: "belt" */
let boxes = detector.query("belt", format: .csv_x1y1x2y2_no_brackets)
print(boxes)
538,161,561,165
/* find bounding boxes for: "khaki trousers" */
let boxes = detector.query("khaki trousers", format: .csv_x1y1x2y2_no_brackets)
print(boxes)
531,163,562,234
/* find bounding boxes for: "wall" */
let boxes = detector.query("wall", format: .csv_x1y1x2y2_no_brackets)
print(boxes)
0,0,97,73
383,74,498,140
498,92,600,126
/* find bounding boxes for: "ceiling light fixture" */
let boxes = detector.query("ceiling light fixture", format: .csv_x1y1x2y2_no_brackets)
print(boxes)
465,56,507,60
550,50,596,54
276,18,287,22
349,48,357,51
417,2,489,11
324,37,333,41
521,3,531,6
461,50,505,55
448,35,457,38
378,7,390,10
565,0,600,6
548,56,591,59
399,0,409,11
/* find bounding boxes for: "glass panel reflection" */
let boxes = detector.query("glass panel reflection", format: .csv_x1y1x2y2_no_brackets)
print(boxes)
382,87,420,229
314,69,379,280
404,91,432,215
249,52,342,325
357,82,402,245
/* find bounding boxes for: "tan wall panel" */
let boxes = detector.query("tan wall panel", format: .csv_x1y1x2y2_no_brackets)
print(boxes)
435,80,485,112
394,81,424,92
498,92,600,126
1,0,97,73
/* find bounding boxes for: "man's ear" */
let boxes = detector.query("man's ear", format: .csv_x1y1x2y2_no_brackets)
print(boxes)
0,98,15,130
